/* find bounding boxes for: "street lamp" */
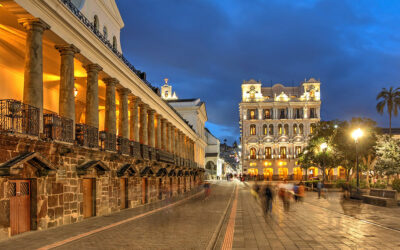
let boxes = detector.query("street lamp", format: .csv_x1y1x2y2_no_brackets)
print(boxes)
351,128,363,189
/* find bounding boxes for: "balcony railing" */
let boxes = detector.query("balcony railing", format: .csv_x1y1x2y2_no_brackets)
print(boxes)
117,137,130,155
0,99,39,136
43,111,74,143
99,131,116,151
76,123,98,148
129,141,141,158
140,144,149,160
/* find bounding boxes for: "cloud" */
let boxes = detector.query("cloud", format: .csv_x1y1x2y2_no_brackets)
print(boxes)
118,0,400,143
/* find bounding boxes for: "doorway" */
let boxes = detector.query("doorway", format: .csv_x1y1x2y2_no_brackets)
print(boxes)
83,178,95,218
10,180,30,235
158,178,162,200
120,178,128,209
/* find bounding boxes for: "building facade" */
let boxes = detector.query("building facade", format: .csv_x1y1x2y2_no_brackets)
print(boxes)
204,128,224,179
239,78,321,180
0,0,204,239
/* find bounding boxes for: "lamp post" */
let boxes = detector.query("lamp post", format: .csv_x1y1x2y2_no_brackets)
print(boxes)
351,128,363,189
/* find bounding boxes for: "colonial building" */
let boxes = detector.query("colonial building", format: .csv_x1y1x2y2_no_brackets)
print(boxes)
204,128,224,179
239,78,321,180
0,0,204,239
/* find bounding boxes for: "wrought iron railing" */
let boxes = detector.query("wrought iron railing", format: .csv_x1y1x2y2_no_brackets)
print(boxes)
158,150,175,164
59,0,158,94
43,111,74,143
0,99,39,136
99,131,116,151
140,144,149,160
129,141,141,158
148,147,157,161
76,123,98,148
117,137,130,155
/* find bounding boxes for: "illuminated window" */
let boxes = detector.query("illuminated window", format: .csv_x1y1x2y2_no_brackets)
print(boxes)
250,162,257,167
280,147,287,159
265,147,272,159
263,124,268,135
293,124,298,134
310,123,315,134
250,124,256,135
278,124,283,135
250,148,256,159
284,124,289,135
295,146,301,156
278,168,288,179
299,124,304,135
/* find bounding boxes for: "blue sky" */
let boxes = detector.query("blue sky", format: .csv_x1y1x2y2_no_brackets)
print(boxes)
118,0,400,144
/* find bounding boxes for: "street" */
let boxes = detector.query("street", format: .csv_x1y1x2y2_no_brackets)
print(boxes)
0,181,399,249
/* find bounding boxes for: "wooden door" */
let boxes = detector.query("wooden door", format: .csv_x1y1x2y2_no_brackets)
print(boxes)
10,180,30,235
120,178,128,209
83,179,95,218
142,178,148,204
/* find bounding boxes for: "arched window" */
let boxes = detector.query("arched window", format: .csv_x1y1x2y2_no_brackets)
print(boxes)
280,147,287,159
310,123,315,134
293,124,298,135
103,26,108,39
250,110,256,119
112,36,117,50
299,124,304,135
250,124,256,135
264,109,271,119
284,124,289,135
278,124,283,135
269,124,274,135
93,15,99,31
263,124,268,135
265,147,272,159
250,148,256,159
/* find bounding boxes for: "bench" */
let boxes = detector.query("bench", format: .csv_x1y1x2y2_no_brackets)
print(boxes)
362,189,398,207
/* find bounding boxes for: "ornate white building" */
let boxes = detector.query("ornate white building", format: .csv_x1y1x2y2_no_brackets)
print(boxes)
239,78,321,180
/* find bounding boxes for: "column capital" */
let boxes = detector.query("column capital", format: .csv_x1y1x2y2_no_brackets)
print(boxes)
103,77,119,86
117,87,131,96
156,114,162,120
129,95,141,103
18,18,50,32
84,63,102,73
55,44,80,55
148,109,155,115
139,102,149,109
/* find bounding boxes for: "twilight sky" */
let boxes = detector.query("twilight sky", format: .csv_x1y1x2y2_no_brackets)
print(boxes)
118,0,400,144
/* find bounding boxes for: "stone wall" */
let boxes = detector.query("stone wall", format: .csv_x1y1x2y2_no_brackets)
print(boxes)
0,134,204,240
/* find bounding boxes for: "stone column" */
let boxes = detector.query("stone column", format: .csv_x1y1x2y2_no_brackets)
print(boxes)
129,96,140,141
156,114,162,149
161,118,167,150
174,128,179,156
18,18,50,133
55,44,80,138
103,78,118,134
148,109,155,148
117,88,130,139
170,125,175,154
139,103,148,145
84,64,102,128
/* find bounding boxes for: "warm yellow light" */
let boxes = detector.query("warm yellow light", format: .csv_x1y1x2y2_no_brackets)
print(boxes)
320,142,328,151
351,128,363,141
74,87,78,97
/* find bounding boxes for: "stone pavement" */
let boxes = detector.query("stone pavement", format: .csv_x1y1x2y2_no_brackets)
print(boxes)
1,180,400,249
0,182,235,249
229,183,400,249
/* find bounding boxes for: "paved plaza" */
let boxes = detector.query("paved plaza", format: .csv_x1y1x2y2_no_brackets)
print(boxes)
0,181,399,249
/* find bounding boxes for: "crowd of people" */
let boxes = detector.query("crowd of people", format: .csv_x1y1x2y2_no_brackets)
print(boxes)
252,180,306,214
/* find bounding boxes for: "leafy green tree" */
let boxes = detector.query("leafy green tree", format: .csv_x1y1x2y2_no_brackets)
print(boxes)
375,136,400,179
376,87,400,137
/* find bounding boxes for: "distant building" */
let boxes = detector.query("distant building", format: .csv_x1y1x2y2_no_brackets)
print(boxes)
380,128,400,139
204,128,224,179
239,78,321,180
220,142,240,175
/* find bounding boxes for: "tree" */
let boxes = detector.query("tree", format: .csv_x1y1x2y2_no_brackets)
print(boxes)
376,87,400,137
375,136,400,180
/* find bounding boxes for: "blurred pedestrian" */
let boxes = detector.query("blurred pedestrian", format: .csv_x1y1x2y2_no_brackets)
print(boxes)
297,181,305,202
263,184,274,215
317,179,322,199
203,182,211,200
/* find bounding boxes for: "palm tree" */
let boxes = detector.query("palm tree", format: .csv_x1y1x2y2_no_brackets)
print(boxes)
376,87,400,137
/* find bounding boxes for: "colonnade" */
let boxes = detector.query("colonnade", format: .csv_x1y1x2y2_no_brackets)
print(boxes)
18,17,196,160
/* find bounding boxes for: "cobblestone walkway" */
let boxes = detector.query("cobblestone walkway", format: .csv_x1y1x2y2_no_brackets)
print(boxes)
231,183,400,249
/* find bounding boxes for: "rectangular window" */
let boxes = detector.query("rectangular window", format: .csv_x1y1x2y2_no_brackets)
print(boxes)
295,146,301,157
280,109,285,119
310,108,316,118
265,147,272,159
264,109,271,119
280,147,286,159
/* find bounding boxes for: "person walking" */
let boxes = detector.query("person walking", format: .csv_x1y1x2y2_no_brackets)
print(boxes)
317,179,322,199
264,184,274,215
